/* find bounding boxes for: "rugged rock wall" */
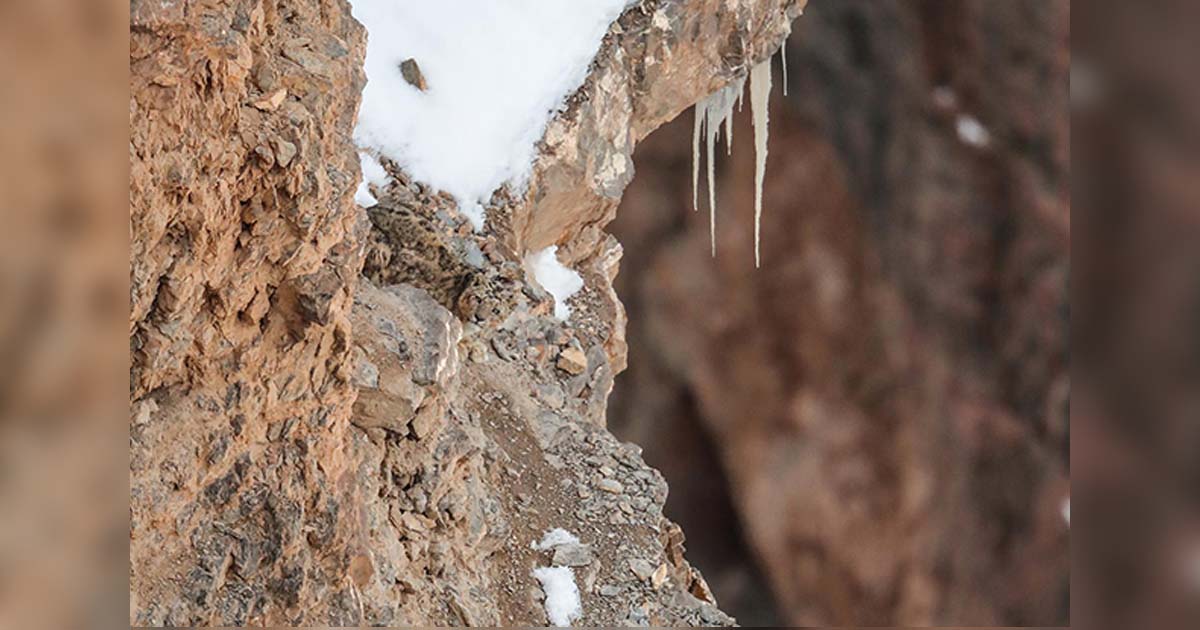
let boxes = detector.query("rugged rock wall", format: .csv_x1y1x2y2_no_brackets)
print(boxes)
130,0,368,624
130,0,802,625
610,0,1070,625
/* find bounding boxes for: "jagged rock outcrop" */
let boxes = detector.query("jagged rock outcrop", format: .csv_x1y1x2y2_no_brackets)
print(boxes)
610,0,1069,625
512,0,803,268
129,0,802,625
130,0,367,624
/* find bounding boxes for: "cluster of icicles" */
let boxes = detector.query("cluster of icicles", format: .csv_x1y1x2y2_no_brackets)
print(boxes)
692,46,786,267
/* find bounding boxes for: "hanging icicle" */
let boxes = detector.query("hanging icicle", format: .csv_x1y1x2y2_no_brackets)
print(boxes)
706,99,717,256
750,58,772,268
780,39,789,96
692,106,702,212
691,82,739,255
703,83,738,255
725,108,734,156
685,61,772,264
723,76,745,157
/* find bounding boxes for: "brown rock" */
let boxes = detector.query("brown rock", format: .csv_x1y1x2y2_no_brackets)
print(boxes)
252,88,287,111
274,138,297,167
629,558,656,582
651,563,669,589
552,543,594,567
597,478,624,494
608,0,1069,626
556,346,588,375
400,58,428,91
130,0,368,622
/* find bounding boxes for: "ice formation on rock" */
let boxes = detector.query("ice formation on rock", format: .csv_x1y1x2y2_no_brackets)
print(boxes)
689,55,774,265
780,39,789,96
691,78,743,256
750,58,772,268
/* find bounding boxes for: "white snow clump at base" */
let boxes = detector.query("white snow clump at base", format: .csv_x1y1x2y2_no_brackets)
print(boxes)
526,246,584,321
532,566,582,626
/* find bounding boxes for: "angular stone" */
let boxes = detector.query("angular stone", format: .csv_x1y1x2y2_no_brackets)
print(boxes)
552,542,593,567
400,58,428,91
556,346,588,375
252,88,288,111
629,558,655,582
597,478,624,494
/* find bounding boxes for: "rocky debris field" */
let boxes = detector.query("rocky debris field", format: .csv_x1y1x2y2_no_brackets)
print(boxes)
347,158,732,625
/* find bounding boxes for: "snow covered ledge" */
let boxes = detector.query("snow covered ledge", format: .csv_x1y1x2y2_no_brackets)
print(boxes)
348,0,803,371
514,0,807,265
351,0,802,264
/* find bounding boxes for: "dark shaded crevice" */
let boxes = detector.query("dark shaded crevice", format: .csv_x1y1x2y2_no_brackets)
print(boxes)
610,366,784,626
606,112,784,625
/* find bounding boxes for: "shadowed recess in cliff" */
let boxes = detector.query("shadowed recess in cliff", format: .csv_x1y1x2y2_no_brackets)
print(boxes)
611,380,786,625
608,105,789,623
607,0,1069,625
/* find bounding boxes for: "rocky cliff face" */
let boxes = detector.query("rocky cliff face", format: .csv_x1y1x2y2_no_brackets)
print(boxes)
130,0,367,623
129,0,803,625
609,0,1070,625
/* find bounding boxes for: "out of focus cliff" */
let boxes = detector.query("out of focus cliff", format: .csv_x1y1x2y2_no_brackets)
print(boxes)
609,0,1070,625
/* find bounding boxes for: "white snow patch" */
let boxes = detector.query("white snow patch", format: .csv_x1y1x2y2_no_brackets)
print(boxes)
526,247,584,321
532,566,582,626
532,527,580,551
350,0,633,230
956,115,991,148
354,152,389,208
354,181,378,208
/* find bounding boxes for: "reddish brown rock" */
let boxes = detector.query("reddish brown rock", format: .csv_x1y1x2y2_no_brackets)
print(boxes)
129,0,367,624
609,0,1070,626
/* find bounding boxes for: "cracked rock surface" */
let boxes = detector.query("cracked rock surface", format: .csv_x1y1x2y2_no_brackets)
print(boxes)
129,0,802,625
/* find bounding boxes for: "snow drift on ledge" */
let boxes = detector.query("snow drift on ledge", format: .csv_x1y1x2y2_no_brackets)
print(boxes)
350,0,634,230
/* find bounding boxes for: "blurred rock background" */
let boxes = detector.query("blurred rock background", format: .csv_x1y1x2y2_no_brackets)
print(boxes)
608,0,1070,625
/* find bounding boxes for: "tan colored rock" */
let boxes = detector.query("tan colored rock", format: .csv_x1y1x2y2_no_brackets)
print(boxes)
651,563,670,589
597,477,624,494
556,345,588,375
130,0,367,624
629,558,656,582
252,88,287,111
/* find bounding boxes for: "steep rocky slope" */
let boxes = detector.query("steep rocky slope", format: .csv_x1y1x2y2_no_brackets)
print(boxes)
609,0,1070,625
129,0,804,625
